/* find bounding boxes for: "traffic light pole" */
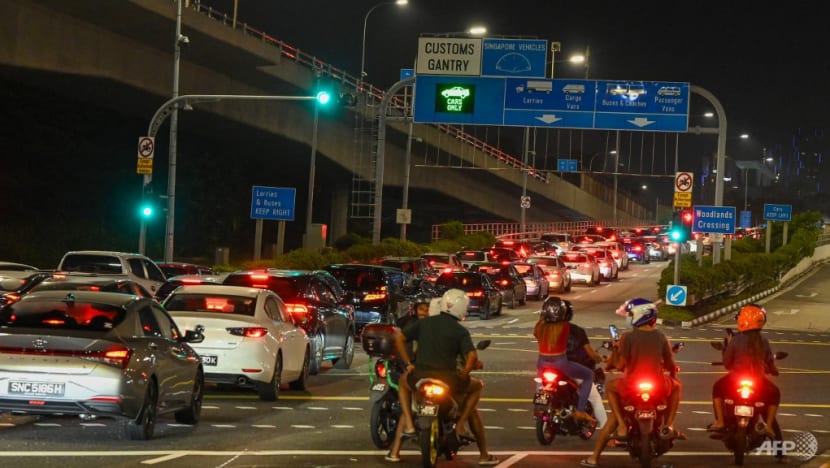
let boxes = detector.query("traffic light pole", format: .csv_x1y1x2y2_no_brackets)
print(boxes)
139,93,322,258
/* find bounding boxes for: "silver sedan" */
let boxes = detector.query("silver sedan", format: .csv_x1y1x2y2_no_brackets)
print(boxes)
0,290,205,440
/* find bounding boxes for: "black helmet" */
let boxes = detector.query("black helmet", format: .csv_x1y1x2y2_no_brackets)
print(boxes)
541,296,568,323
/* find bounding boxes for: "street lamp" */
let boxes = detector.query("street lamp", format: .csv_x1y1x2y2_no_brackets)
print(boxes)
360,0,408,90
549,43,590,79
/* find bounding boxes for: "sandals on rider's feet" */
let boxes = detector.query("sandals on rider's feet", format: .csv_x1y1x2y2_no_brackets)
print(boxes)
612,428,628,440
384,451,401,463
401,430,417,440
478,455,500,466
706,422,725,432
579,459,599,467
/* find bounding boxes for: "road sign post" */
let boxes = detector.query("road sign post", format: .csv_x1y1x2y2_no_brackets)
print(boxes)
763,203,793,253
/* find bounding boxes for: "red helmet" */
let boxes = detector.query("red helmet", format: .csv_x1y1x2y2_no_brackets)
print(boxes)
736,303,766,332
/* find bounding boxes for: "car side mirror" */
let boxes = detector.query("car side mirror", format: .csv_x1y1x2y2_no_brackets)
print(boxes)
184,328,204,344
476,339,491,350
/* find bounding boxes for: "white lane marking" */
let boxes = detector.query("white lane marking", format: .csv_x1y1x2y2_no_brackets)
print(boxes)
79,423,106,427
202,405,221,409
272,406,293,410
211,424,237,428
499,453,528,467
805,413,824,417
479,408,496,412
33,423,61,427
291,424,315,429
252,424,276,428
331,425,354,428
342,407,363,411
507,408,528,412
516,426,535,430
484,426,504,430
307,406,328,410
507,318,519,324
141,453,188,464
235,406,258,410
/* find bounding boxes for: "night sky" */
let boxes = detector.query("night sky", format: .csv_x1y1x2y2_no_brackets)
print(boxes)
197,0,830,149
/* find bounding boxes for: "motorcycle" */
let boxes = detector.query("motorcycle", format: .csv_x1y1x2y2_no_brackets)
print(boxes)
532,363,602,445
606,325,685,468
411,340,491,468
361,324,405,449
710,328,788,465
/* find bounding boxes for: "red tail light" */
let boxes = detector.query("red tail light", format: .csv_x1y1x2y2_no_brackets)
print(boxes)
285,303,309,314
737,379,754,399
637,381,654,402
3,293,21,304
227,327,269,338
542,370,557,383
467,291,483,298
499,279,509,286
80,346,132,369
375,360,387,379
581,263,592,269
633,246,642,252
364,291,387,301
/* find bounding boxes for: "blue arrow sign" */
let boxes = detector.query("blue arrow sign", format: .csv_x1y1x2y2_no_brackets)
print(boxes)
413,76,690,132
666,284,687,306
481,38,547,78
691,205,736,234
557,159,578,172
763,203,792,221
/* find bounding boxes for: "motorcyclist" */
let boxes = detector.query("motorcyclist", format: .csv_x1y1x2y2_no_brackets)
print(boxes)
707,303,779,438
581,298,682,468
563,299,608,430
534,296,597,424
388,288,498,465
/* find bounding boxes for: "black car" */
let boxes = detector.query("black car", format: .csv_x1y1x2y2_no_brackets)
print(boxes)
322,264,415,333
28,273,156,299
222,269,356,374
467,262,527,309
379,256,438,282
0,270,53,306
433,270,502,320
155,273,228,301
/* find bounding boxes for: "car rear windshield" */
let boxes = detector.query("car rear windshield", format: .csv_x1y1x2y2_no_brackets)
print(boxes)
223,274,304,300
435,273,482,289
60,254,122,275
324,268,385,291
165,293,256,316
0,301,126,330
457,251,486,262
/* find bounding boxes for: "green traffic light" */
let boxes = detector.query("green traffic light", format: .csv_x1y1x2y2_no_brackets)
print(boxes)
140,205,154,218
316,91,331,105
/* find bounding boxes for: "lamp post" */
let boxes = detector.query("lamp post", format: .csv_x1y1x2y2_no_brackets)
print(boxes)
360,0,408,90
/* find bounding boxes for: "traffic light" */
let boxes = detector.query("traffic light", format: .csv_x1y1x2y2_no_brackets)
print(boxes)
669,211,687,243
139,202,155,219
315,90,331,105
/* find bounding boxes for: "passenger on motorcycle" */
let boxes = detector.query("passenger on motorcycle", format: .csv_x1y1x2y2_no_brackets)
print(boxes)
707,303,779,438
564,299,608,430
581,298,682,468
534,296,597,425
389,289,498,465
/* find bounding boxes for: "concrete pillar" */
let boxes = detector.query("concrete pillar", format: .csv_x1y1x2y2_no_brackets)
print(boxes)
329,186,349,246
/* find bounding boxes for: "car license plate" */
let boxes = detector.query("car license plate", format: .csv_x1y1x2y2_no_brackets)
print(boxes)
417,404,438,416
9,381,65,397
201,354,218,366
533,392,550,405
636,410,656,419
734,405,754,417
371,382,386,392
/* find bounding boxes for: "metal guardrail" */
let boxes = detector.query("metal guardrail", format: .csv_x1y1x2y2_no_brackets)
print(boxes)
189,2,546,182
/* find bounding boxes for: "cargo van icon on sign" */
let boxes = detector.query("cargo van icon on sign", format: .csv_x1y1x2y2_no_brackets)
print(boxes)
562,83,586,94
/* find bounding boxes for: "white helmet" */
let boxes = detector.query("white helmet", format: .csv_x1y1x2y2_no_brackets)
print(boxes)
440,288,469,320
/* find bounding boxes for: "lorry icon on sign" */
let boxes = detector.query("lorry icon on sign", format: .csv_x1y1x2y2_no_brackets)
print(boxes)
515,80,553,93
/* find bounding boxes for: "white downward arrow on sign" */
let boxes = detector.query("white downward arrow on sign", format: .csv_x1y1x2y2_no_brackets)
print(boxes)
670,290,683,302
536,114,563,124
628,117,655,127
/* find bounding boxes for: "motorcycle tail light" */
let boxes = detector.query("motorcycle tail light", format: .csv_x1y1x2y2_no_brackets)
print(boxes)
737,379,754,399
423,383,445,397
374,360,387,379
541,370,558,383
364,290,387,301
638,381,653,402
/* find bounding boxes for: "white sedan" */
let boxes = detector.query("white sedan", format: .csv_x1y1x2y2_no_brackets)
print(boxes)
163,285,311,400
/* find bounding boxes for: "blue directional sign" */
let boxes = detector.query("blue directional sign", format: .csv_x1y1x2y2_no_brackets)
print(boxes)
414,75,690,132
557,159,578,172
400,68,414,81
691,205,736,234
763,203,792,222
250,186,295,221
740,210,752,229
481,38,547,78
666,284,687,307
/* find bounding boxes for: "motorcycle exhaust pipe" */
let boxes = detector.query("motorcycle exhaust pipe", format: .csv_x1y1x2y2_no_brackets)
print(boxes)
754,420,768,436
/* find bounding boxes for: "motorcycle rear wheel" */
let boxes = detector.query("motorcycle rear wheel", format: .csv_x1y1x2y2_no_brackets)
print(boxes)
734,426,747,466
638,420,652,468
535,414,556,445
420,418,439,468
370,398,396,449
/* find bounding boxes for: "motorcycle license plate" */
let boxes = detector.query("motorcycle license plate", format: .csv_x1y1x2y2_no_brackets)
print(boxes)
533,393,550,405
636,410,656,419
734,405,754,417
417,404,438,416
371,383,386,392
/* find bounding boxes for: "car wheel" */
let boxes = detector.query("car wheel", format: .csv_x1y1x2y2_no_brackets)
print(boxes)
309,331,323,375
289,347,310,391
333,333,355,369
519,289,527,306
496,298,503,316
126,379,158,440
565,277,572,292
508,293,516,309
257,353,282,401
174,368,203,424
